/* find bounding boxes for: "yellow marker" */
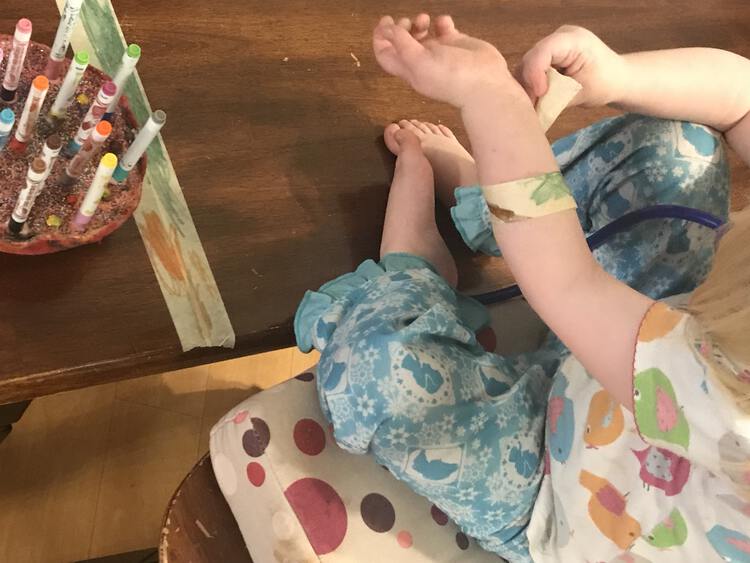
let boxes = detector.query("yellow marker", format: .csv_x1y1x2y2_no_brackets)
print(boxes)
72,153,118,230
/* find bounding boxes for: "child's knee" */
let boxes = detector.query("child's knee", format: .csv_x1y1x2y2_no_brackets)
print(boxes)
316,324,468,455
619,115,729,213
627,115,726,177
669,121,728,214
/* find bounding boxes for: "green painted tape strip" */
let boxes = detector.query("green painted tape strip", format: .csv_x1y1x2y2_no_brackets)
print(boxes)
61,0,235,350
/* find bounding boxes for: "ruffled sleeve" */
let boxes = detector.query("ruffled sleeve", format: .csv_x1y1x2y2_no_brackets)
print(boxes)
450,186,501,257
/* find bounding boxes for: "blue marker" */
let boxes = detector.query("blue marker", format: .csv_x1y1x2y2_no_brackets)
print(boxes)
0,109,15,151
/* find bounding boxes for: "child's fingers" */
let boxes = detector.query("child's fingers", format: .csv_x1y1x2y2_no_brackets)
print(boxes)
373,23,405,77
434,15,458,37
389,24,430,67
397,17,412,30
513,64,538,105
395,14,431,41
412,13,430,40
519,32,577,97
430,16,486,52
519,39,557,98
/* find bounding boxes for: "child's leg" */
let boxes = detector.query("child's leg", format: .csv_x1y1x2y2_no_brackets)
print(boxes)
379,126,459,287
296,128,550,562
555,114,730,298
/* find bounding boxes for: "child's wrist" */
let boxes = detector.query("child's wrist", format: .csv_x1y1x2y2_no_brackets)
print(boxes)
608,54,633,106
459,80,531,112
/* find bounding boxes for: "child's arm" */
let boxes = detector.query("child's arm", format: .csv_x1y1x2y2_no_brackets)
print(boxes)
619,49,750,165
374,15,652,409
461,90,652,411
518,26,750,165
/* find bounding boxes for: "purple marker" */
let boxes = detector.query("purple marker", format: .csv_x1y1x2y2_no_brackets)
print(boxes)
1,19,32,102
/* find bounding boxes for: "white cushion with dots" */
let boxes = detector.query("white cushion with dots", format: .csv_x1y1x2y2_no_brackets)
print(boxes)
210,370,504,562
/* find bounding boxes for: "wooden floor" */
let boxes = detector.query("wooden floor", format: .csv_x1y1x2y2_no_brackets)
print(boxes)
0,348,318,562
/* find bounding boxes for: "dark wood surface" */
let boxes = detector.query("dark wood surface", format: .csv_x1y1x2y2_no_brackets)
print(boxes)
159,454,251,563
2,1,749,403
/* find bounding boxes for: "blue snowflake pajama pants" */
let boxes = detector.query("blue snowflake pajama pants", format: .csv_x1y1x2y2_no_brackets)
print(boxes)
294,115,729,562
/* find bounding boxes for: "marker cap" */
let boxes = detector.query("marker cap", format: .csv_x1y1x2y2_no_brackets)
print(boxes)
0,108,15,125
91,120,113,142
101,81,117,96
74,51,89,66
28,157,47,181
32,75,49,92
126,44,141,59
15,18,32,42
46,134,63,151
100,152,118,170
152,110,167,125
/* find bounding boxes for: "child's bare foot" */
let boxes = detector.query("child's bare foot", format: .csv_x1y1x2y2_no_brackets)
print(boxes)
384,120,478,207
380,128,458,287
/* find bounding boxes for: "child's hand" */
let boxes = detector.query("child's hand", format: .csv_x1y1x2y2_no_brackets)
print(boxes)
373,14,527,108
516,26,628,107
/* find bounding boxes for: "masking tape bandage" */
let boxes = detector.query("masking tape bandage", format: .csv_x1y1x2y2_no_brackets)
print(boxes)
482,172,576,223
536,68,583,132
481,69,581,223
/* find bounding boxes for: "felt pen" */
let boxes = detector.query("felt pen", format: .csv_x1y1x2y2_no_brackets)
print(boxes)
0,108,15,151
111,110,166,182
8,158,47,236
44,0,84,81
48,51,89,122
60,120,112,187
102,44,141,122
64,80,116,156
1,19,32,102
73,152,117,230
8,75,49,154
39,134,63,181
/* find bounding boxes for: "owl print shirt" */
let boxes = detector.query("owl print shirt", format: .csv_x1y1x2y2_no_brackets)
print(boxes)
527,302,750,562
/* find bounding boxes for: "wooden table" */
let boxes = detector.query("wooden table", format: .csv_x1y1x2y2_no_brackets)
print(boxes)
1,0,749,405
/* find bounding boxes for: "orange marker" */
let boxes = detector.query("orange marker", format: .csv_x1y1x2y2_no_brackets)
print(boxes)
60,120,113,187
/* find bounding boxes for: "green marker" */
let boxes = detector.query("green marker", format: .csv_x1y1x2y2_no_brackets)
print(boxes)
103,44,141,120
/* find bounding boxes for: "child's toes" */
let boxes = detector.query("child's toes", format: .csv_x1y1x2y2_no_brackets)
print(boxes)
438,124,456,138
393,127,421,151
398,119,423,136
425,122,442,135
383,123,402,155
409,119,432,134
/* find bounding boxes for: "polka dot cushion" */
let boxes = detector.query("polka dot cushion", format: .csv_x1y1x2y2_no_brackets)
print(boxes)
209,369,503,562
